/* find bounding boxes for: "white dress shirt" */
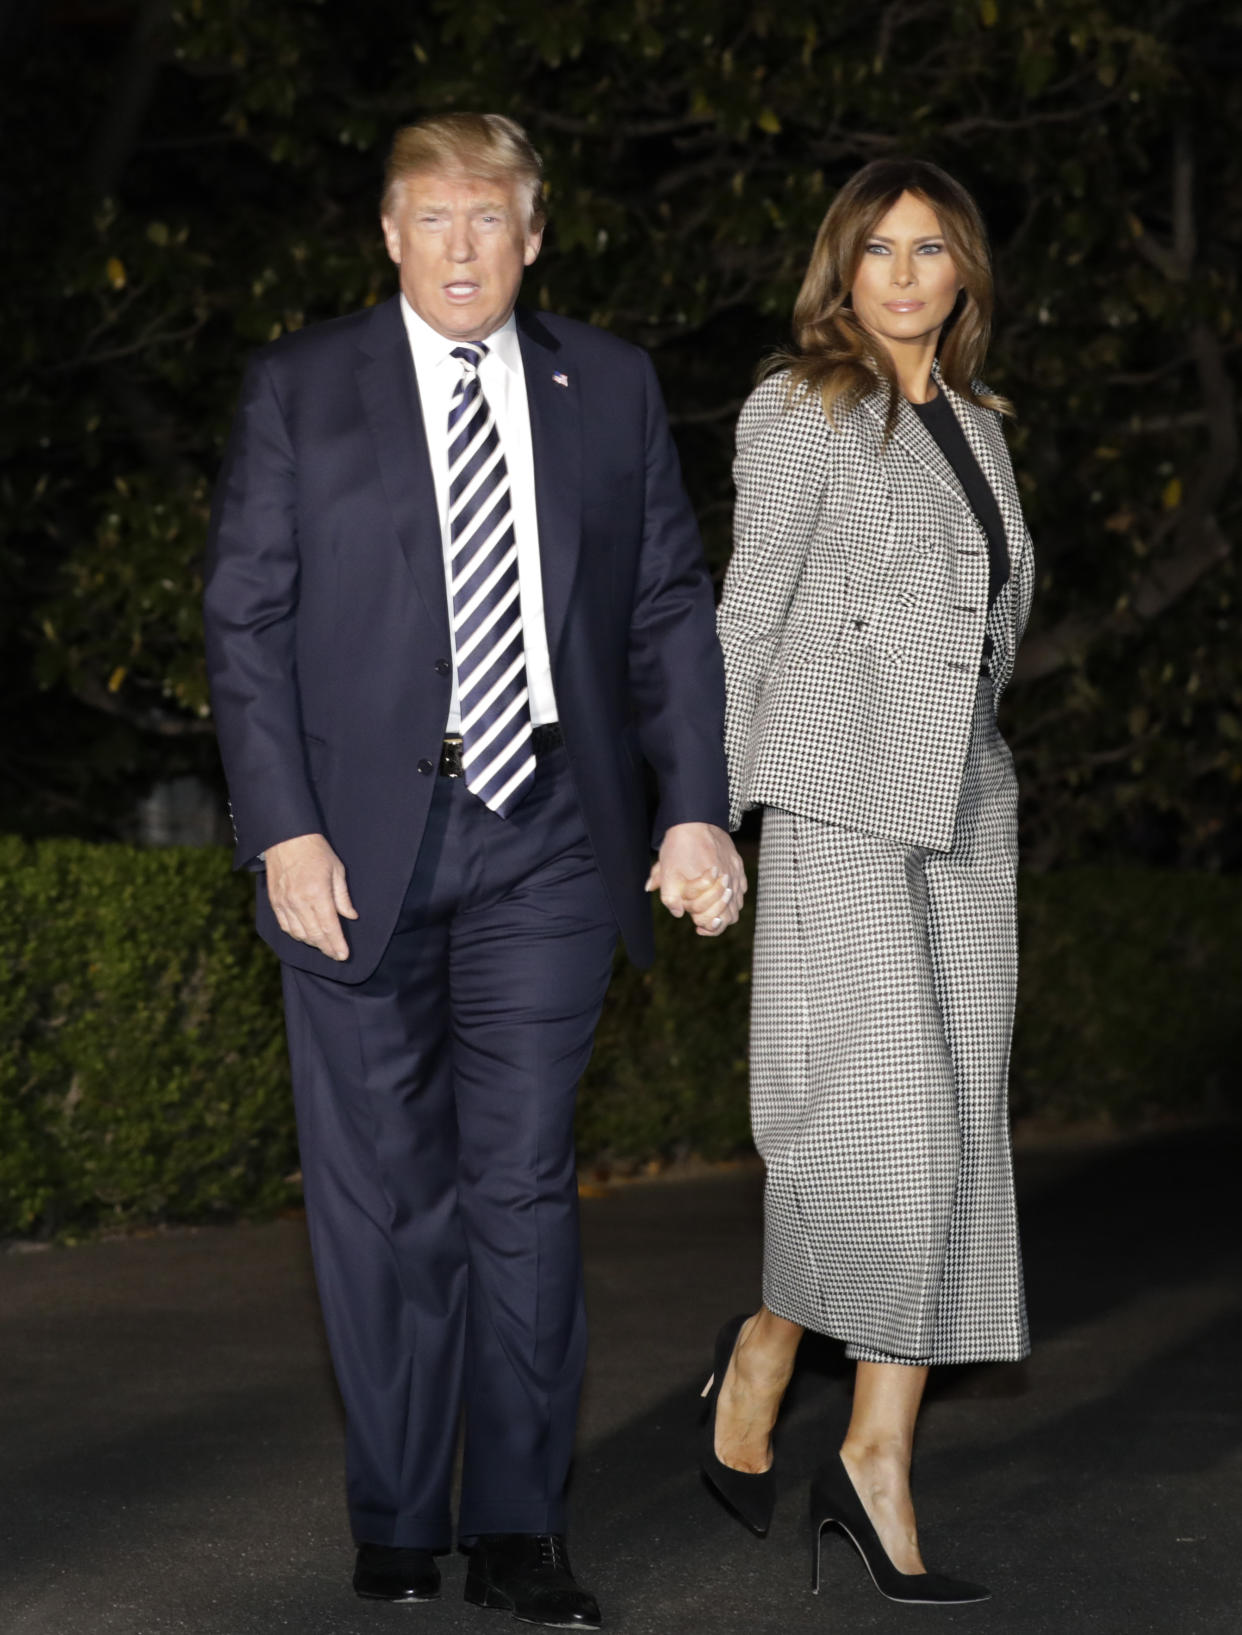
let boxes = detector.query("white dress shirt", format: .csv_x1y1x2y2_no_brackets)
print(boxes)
399,296,557,732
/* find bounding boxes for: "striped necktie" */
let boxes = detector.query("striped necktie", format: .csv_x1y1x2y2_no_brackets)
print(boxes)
447,343,535,817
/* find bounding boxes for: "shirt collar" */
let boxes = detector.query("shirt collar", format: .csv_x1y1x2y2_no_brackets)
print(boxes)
399,295,521,376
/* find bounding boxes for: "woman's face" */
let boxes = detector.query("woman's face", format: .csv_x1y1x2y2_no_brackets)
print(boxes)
848,190,963,355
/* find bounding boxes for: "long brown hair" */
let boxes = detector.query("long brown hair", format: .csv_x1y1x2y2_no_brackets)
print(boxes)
769,158,1012,434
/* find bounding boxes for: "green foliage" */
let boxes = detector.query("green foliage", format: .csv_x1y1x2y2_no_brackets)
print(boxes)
582,911,755,1161
0,838,295,1239
34,470,214,723
1013,868,1242,1125
2,1,1239,861
0,842,1234,1239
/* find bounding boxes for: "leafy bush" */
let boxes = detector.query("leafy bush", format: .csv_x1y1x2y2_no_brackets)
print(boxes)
0,841,1236,1239
1011,869,1242,1127
0,838,293,1239
581,915,755,1164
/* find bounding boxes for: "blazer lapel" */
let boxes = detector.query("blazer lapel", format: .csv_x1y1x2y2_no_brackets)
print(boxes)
353,296,451,645
517,308,583,666
939,373,1028,575
938,372,1031,679
860,380,973,516
861,365,1029,680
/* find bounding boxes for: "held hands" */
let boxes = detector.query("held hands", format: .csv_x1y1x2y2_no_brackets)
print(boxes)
264,832,358,962
645,822,748,938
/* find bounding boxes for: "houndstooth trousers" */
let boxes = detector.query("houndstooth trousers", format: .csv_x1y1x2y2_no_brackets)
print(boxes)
751,676,1029,1366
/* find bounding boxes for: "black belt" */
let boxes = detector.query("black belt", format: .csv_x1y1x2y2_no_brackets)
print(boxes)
439,722,563,778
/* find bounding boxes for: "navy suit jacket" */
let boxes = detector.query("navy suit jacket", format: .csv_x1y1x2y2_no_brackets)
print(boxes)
204,296,728,983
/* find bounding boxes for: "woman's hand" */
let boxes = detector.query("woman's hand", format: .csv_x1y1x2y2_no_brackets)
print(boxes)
645,823,747,936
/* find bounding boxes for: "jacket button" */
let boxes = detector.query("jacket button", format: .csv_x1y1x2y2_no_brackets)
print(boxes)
435,658,451,676
418,758,434,775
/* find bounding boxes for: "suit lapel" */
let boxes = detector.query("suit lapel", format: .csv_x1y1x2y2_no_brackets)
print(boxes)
861,364,1030,680
937,373,1031,684
353,296,451,644
517,308,582,666
861,379,971,515
939,375,1027,575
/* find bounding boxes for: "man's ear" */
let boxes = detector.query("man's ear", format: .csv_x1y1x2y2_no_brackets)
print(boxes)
523,227,544,269
381,215,401,266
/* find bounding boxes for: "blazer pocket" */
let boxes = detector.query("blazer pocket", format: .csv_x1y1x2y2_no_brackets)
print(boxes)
778,617,852,671
868,589,922,661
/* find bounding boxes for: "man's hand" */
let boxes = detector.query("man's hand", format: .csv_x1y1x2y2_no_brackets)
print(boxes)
645,822,747,937
265,832,358,962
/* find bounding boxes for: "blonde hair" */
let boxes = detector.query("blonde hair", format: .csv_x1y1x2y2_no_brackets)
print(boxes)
381,112,546,230
770,158,1012,434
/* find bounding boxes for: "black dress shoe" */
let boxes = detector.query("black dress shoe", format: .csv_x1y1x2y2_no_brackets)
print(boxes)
464,1533,601,1629
699,1313,776,1535
810,1457,990,1605
353,1541,441,1602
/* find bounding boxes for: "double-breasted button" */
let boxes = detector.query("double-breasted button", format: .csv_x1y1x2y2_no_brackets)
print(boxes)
418,758,434,775
435,658,451,676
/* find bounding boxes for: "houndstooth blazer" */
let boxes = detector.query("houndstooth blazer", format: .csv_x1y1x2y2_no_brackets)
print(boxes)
718,364,1035,850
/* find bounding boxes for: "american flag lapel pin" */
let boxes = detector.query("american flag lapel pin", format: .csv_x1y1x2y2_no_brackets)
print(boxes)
552,371,569,388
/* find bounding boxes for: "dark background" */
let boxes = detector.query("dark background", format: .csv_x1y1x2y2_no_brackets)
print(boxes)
2,0,1239,869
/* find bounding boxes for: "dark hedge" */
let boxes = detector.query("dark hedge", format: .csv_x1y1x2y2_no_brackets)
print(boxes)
0,839,1236,1239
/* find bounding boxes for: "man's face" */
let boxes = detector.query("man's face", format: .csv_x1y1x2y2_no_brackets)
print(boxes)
381,170,543,343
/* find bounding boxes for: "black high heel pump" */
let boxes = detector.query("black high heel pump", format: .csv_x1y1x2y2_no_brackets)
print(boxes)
698,1313,776,1536
809,1455,990,1605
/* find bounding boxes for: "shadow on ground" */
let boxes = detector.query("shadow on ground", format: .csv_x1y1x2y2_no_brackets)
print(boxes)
0,1131,1238,1634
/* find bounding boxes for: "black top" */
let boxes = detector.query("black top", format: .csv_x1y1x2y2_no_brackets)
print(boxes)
911,390,1010,662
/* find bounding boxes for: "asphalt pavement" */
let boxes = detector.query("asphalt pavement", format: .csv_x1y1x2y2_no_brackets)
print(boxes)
1,1129,1239,1635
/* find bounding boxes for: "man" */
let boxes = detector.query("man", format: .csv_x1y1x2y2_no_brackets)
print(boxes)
204,113,744,1628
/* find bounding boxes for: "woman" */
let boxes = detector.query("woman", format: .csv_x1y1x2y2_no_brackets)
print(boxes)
704,158,1035,1605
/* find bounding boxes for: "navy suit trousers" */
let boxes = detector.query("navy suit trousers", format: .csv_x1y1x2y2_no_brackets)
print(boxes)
282,746,618,1548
